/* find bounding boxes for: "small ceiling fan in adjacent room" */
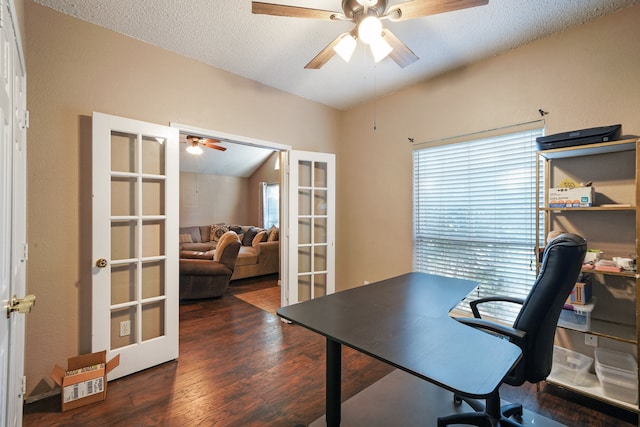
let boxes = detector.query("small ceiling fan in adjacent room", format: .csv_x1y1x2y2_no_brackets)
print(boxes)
182,135,227,155
252,0,489,69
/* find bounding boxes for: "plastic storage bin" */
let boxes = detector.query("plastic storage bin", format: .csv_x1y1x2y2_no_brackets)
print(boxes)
550,346,593,386
594,347,638,404
557,298,596,332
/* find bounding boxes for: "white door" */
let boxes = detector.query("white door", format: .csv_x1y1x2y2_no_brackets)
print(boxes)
285,150,336,305
2,0,29,424
92,112,179,380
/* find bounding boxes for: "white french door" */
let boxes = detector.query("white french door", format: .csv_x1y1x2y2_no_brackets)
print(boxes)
92,112,179,380
1,0,28,425
285,150,336,305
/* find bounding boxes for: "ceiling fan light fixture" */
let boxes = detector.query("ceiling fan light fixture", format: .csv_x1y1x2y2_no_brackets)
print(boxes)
333,33,357,62
369,35,393,62
358,15,382,45
186,144,203,155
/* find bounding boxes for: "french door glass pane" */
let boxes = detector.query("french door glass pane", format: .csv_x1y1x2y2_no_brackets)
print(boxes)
142,179,165,216
111,221,136,260
111,177,136,216
141,302,165,341
141,136,165,175
111,264,136,305
142,261,165,299
110,132,136,173
111,307,136,349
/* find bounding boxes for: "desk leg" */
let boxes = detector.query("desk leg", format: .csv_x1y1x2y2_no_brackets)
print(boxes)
326,338,341,427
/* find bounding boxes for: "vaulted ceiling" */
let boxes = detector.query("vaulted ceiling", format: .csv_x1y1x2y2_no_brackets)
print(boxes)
34,0,639,111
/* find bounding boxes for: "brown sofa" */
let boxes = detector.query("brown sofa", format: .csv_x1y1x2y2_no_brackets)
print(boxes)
179,223,279,280
179,231,241,299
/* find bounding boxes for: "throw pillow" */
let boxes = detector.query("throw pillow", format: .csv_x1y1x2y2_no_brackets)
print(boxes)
210,224,229,242
267,226,279,242
242,227,260,246
228,225,243,234
252,230,267,247
179,226,201,243
214,231,239,262
179,233,193,244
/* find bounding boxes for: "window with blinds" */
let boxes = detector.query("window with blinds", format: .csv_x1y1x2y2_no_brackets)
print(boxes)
413,127,544,322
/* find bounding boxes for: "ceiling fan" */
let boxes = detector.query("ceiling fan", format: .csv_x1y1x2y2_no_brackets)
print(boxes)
252,0,489,69
182,135,227,155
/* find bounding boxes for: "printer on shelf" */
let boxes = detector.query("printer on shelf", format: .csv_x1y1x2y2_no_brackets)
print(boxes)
536,124,621,151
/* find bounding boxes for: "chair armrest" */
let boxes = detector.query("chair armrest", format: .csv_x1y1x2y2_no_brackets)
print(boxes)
469,296,525,318
456,317,527,346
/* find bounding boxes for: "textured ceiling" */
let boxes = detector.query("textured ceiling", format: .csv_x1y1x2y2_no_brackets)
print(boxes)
178,134,274,177
33,0,640,111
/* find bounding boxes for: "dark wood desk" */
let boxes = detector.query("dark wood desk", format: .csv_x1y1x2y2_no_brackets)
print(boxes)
277,272,522,426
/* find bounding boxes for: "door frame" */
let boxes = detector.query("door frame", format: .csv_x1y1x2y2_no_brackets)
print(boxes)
171,123,291,306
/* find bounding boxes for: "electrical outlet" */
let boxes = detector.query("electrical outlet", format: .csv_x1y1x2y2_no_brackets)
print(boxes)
585,333,598,347
120,320,131,337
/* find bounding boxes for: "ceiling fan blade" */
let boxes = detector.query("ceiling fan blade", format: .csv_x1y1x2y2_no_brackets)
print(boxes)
304,33,346,70
388,0,488,21
204,142,227,152
252,2,337,20
381,29,418,68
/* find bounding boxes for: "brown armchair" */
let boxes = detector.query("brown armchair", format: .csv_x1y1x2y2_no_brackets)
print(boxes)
179,231,241,299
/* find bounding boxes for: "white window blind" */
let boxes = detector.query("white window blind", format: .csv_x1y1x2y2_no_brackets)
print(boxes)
262,182,280,228
413,128,544,322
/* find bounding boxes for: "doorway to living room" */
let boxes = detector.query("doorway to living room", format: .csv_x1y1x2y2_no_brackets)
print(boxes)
174,123,289,309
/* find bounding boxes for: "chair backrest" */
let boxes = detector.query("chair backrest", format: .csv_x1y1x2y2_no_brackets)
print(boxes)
511,233,587,384
214,231,241,270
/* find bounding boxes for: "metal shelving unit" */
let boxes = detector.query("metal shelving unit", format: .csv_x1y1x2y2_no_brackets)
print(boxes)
537,138,640,412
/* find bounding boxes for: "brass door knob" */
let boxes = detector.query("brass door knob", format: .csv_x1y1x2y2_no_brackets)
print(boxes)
96,258,108,268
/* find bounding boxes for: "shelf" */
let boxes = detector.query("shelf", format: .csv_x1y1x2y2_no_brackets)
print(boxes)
557,320,637,344
591,319,637,344
547,373,639,413
543,206,636,212
538,138,638,159
581,268,637,279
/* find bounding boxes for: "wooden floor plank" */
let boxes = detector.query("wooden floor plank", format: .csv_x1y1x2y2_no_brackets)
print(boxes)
24,275,637,426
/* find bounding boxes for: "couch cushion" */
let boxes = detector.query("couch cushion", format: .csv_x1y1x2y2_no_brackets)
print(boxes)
267,226,279,242
252,230,267,247
179,233,193,243
242,227,261,246
210,224,229,242
199,225,212,242
236,246,258,266
180,250,214,260
228,225,243,234
180,226,201,243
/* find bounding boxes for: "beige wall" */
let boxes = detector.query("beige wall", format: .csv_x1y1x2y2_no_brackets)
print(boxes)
23,0,640,400
24,1,339,398
180,173,252,227
336,5,640,289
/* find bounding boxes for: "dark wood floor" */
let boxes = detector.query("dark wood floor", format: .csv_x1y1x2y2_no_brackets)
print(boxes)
24,275,637,426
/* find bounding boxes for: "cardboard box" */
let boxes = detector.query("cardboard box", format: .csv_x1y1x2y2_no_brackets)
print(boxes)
566,281,592,305
50,350,120,412
548,187,594,208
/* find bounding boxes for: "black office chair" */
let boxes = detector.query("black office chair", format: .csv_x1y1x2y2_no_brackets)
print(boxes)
437,233,587,427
